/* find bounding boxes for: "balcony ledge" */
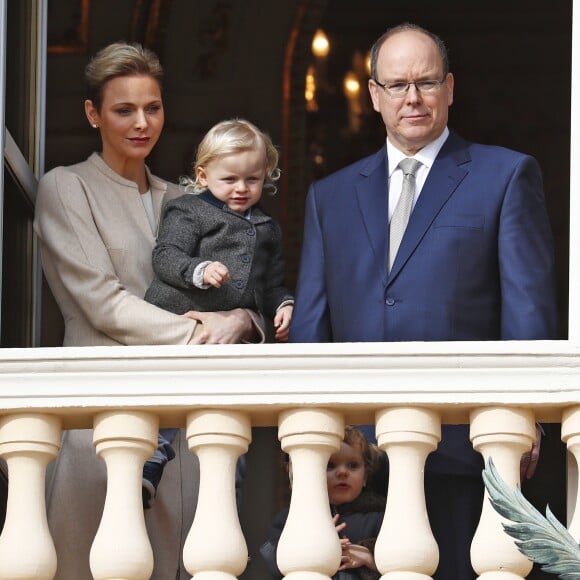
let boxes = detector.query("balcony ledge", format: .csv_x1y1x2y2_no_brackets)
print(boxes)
0,340,576,427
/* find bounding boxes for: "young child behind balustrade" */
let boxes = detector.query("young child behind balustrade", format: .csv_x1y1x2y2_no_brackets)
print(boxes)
260,425,386,579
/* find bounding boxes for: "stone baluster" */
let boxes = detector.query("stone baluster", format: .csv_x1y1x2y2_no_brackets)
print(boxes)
562,406,580,539
0,413,62,580
374,406,440,579
276,408,344,580
184,409,251,579
90,411,158,580
470,407,536,580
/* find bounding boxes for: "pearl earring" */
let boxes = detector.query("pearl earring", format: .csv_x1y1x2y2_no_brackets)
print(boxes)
91,124,98,129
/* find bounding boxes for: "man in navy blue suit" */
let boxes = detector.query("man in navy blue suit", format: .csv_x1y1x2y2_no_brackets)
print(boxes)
289,23,559,579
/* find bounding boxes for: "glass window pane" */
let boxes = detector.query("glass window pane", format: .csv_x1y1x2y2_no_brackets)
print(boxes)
5,0,35,162
1,166,34,347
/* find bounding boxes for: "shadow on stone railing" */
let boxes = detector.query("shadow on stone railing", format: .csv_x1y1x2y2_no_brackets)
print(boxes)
483,458,579,579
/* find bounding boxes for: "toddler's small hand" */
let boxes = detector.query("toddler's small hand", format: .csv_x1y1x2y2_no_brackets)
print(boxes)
203,261,231,288
274,304,293,342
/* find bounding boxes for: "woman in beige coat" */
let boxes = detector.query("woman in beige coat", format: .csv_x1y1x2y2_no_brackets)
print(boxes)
34,42,264,579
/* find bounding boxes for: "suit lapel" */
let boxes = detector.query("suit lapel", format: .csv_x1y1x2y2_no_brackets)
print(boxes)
355,150,389,282
388,132,471,282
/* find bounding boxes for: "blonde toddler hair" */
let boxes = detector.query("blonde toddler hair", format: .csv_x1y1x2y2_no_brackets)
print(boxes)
181,118,281,195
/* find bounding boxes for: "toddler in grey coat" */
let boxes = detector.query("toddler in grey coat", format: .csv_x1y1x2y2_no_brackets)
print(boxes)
142,119,294,506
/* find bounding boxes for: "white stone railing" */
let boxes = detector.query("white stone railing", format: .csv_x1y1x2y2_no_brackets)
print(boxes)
0,340,579,579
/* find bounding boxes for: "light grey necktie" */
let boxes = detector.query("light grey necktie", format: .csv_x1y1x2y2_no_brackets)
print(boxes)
388,157,422,272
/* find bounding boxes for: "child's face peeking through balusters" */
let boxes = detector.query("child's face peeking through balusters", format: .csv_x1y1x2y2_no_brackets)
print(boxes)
326,440,367,505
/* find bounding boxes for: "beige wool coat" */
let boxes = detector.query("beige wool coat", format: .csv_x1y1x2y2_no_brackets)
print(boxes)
34,153,261,578
35,152,200,347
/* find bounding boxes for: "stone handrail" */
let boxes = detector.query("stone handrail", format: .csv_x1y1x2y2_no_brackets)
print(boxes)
0,340,578,579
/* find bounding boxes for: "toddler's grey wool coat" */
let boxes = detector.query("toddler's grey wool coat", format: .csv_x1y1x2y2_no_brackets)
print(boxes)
145,190,293,319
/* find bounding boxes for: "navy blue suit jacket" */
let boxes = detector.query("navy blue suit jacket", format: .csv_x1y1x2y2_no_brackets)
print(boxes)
289,131,559,474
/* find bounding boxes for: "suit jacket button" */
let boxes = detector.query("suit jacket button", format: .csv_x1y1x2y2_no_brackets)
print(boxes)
385,298,395,306
246,227,256,237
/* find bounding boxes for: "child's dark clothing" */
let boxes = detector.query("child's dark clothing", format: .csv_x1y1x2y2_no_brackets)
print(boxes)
260,489,385,580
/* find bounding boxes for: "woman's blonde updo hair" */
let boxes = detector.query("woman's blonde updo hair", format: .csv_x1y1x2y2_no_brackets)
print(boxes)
85,41,163,111
181,118,281,196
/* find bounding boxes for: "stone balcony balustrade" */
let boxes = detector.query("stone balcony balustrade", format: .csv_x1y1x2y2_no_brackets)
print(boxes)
0,340,578,579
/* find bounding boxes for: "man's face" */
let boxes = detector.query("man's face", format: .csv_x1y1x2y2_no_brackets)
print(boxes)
368,30,454,156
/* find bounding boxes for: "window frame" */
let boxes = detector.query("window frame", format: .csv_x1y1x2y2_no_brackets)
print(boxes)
0,0,46,346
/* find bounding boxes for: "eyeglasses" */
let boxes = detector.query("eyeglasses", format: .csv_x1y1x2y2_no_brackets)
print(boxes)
372,77,447,98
